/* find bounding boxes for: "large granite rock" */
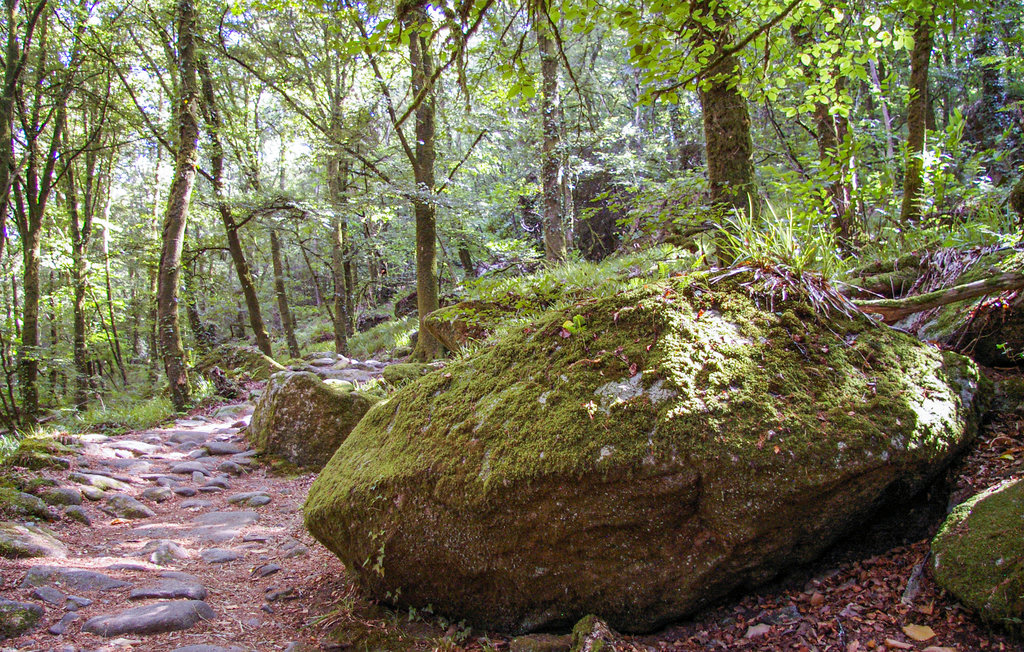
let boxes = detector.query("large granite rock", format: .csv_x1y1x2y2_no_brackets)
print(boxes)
196,344,285,381
305,273,987,634
932,478,1023,631
248,371,378,471
0,522,67,558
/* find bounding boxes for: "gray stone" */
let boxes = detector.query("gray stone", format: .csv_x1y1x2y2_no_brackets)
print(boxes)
218,461,246,476
186,449,210,460
40,487,82,506
129,579,207,601
202,478,231,489
170,461,210,476
63,505,91,525
47,611,79,635
82,600,215,637
0,598,43,639
22,566,130,591
173,486,198,497
66,596,92,610
204,441,243,456
169,430,208,443
156,475,179,487
226,492,271,507
180,499,212,509
68,472,130,492
251,563,280,578
80,485,105,501
283,545,308,559
142,486,173,503
31,585,65,605
200,548,241,564
192,471,207,484
172,646,246,652
198,486,223,494
102,493,156,519
105,440,159,456
266,587,298,601
138,540,190,566
186,510,259,543
0,521,68,558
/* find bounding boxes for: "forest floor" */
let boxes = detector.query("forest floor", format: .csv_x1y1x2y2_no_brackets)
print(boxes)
0,368,1021,652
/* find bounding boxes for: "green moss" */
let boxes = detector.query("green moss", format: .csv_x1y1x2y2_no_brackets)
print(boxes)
382,363,438,387
6,436,73,471
932,479,1024,634
0,487,54,521
0,599,42,640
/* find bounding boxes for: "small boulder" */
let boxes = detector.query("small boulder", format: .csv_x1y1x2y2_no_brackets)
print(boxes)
64,505,91,525
932,478,1024,630
22,565,130,591
0,522,67,559
68,472,130,493
39,487,82,506
102,493,156,519
227,491,271,507
0,598,43,640
82,599,215,636
247,371,378,471
569,615,619,652
0,488,56,521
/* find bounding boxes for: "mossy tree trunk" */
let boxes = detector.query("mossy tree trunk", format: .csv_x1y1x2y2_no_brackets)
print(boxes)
899,10,935,224
157,0,200,411
536,0,566,264
406,0,441,361
197,56,273,358
330,210,349,356
694,0,756,264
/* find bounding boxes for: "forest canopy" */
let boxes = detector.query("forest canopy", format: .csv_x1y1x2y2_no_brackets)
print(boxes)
0,0,1020,427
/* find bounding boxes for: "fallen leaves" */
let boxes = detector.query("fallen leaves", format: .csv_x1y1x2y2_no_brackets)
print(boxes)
902,623,936,641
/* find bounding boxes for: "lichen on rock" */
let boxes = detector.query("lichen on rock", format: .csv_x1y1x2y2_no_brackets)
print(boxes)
305,272,986,634
248,371,379,471
932,478,1024,633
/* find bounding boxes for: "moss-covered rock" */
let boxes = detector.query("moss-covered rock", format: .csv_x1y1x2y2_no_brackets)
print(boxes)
0,598,43,640
304,274,986,634
381,362,439,387
248,371,379,471
0,488,57,521
6,436,73,470
196,343,285,381
423,300,507,351
932,478,1024,633
569,615,618,652
0,522,68,559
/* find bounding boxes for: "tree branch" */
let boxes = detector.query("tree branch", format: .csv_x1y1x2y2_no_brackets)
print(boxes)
854,272,1024,323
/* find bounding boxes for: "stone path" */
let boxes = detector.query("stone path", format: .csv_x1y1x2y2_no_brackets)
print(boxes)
0,403,337,651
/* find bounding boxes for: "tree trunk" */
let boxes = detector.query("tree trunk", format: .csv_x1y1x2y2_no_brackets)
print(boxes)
855,272,1024,323
63,136,92,410
536,2,566,264
330,214,349,355
694,0,756,264
157,0,200,411
899,12,935,224
270,228,300,358
406,1,441,360
197,57,273,357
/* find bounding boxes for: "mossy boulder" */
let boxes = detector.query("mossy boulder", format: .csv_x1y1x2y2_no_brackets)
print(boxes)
0,598,43,640
6,436,73,470
0,488,57,521
423,300,506,351
196,343,285,381
304,274,986,634
248,371,379,471
381,363,439,387
932,478,1024,632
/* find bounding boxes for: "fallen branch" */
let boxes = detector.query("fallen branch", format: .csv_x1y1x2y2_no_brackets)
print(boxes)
854,272,1024,323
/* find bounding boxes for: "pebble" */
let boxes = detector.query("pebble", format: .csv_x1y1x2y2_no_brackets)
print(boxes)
82,599,215,636
66,595,93,610
265,587,298,601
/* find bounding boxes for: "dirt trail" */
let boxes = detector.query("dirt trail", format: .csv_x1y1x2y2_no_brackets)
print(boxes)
0,403,344,652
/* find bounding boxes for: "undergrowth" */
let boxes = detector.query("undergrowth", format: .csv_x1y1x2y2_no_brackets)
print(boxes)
61,395,176,434
348,316,417,360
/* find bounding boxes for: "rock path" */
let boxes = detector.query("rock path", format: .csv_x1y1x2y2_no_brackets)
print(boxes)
0,403,339,651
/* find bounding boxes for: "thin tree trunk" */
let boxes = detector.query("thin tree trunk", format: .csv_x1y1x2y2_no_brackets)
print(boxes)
856,272,1024,323
330,213,349,355
537,2,566,264
899,12,935,224
157,0,200,411
868,59,895,167
406,1,441,360
101,221,127,384
270,228,300,358
197,56,273,357
64,135,92,410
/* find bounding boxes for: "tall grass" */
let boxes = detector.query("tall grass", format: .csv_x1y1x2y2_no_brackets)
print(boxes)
348,316,418,360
